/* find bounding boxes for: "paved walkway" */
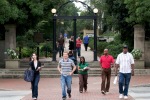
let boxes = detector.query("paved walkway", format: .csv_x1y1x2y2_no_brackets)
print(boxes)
0,75,150,100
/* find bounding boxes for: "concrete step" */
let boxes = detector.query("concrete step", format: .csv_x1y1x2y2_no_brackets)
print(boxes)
0,69,150,79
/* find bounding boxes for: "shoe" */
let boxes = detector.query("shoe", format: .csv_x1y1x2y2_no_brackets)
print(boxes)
101,90,106,95
62,96,66,100
32,97,37,100
119,94,123,99
124,96,128,99
84,89,87,92
68,93,71,98
80,91,83,93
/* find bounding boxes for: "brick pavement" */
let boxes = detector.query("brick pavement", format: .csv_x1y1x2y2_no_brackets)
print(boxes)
0,75,150,100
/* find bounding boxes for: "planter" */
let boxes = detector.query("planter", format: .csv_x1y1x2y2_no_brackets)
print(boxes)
5,59,20,69
134,60,145,69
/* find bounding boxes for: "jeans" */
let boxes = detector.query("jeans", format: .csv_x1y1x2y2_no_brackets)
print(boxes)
76,47,81,57
101,68,111,92
78,74,88,92
61,75,72,97
58,45,64,57
31,74,40,98
119,73,131,96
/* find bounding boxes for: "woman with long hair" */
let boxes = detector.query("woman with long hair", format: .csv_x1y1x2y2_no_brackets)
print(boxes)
29,53,42,100
78,56,89,93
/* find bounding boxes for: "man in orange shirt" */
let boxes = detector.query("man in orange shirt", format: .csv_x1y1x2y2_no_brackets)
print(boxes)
100,49,114,95
76,37,82,57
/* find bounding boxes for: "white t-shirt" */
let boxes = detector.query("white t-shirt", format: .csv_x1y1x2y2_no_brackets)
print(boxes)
116,52,134,73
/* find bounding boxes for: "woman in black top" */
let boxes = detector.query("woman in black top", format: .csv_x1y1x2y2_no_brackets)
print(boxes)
29,53,42,100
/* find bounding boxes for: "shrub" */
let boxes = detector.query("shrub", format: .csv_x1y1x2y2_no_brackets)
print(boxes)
131,49,142,59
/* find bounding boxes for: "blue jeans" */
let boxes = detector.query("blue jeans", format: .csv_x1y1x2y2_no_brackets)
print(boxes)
61,75,72,97
76,47,81,57
119,73,131,96
31,74,40,98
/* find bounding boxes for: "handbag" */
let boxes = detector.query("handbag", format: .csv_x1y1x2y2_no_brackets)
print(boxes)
24,67,34,82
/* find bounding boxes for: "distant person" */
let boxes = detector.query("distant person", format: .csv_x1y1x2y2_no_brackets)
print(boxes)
64,33,68,43
57,34,64,57
100,49,114,95
83,35,89,51
76,37,82,57
69,36,74,52
57,52,76,100
30,53,42,100
115,45,134,99
78,56,89,93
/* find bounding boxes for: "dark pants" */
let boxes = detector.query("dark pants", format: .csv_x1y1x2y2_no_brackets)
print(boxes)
31,74,40,98
84,43,88,51
119,73,131,96
78,74,88,92
58,45,64,57
76,47,81,57
101,68,111,92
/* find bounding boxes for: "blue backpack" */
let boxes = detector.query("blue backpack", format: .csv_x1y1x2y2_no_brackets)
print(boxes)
24,68,34,82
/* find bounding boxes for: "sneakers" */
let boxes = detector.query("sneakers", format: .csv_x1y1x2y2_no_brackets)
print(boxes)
124,96,128,99
101,90,106,95
62,96,66,100
119,94,123,99
32,97,37,100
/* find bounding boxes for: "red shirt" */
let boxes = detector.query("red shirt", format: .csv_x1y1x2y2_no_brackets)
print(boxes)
100,55,114,68
76,39,82,48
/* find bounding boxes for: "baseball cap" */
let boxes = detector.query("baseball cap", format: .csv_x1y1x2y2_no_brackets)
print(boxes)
123,45,128,48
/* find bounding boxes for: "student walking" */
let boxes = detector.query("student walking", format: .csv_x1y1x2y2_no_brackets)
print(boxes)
76,37,82,57
57,52,76,100
57,34,65,57
29,53,42,100
78,56,89,93
100,49,114,95
115,45,134,99
83,35,89,51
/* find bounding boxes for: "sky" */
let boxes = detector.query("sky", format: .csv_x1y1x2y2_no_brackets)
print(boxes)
73,0,87,10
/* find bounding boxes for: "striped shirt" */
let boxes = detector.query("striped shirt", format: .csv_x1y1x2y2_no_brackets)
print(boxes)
116,52,134,73
58,58,75,76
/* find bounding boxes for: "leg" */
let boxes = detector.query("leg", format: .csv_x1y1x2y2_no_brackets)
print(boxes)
78,47,81,57
83,74,88,92
106,68,111,92
78,74,84,92
61,75,67,98
85,44,88,51
76,48,79,57
119,73,124,94
58,46,61,57
101,69,107,92
84,44,86,51
124,73,131,96
66,76,72,98
61,45,64,56
32,75,40,98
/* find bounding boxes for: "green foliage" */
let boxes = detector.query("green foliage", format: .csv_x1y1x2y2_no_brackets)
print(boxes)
21,47,33,58
131,49,142,59
40,42,53,53
124,0,150,24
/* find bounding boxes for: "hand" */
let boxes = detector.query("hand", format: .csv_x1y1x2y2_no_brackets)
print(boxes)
70,72,73,76
132,70,134,76
37,67,41,71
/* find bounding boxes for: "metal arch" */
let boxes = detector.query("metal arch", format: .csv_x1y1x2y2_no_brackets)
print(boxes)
57,0,94,16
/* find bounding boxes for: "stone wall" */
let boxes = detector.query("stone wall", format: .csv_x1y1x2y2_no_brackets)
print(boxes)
145,41,150,68
0,41,5,67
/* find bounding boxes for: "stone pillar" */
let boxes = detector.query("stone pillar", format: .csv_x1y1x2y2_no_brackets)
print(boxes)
134,24,145,60
4,24,16,58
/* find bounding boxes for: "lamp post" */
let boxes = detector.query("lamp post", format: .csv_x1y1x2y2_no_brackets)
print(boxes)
93,8,98,61
51,8,57,61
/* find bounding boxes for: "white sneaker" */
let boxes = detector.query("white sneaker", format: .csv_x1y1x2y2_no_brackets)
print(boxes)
119,94,123,99
124,96,128,99
33,97,37,100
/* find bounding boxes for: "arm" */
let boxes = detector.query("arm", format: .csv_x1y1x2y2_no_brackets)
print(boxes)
70,65,76,75
115,55,120,76
57,62,61,74
131,54,135,76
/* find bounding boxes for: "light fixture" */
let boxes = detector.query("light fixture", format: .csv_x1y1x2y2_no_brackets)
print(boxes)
51,8,57,14
93,8,98,14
